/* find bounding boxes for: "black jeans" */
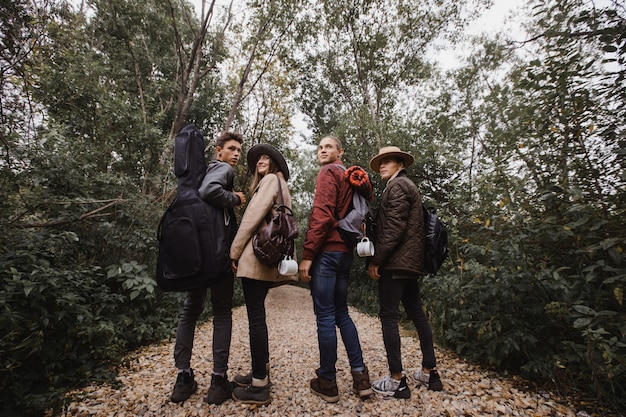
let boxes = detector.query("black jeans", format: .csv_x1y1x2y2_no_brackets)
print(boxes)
241,278,271,379
378,271,436,374
173,272,234,375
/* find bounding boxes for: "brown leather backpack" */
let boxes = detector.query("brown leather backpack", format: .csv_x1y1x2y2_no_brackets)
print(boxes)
252,176,298,267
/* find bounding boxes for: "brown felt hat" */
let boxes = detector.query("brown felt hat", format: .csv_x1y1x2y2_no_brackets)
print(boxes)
247,143,290,180
369,146,414,172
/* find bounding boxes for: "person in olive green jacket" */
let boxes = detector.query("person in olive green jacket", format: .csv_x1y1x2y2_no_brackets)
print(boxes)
367,146,443,399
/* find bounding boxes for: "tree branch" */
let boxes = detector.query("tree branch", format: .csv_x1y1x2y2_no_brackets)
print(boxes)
13,199,125,229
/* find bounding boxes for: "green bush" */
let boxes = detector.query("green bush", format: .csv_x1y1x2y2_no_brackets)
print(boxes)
0,227,184,416
423,190,626,412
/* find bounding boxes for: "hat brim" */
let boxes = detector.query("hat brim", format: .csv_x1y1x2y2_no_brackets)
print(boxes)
369,151,414,173
247,143,290,180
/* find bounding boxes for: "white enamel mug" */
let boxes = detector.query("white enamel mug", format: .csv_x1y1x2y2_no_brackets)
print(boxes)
356,237,375,257
278,257,298,275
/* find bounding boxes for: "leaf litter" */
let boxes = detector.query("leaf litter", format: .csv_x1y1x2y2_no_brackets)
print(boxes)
50,285,586,417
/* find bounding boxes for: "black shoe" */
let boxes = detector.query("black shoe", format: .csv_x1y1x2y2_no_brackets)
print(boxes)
232,383,271,405
170,370,197,403
233,372,252,387
427,369,443,391
206,373,234,405
414,368,443,391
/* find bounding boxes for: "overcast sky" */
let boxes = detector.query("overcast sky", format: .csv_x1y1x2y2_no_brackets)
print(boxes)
188,0,528,140
191,0,527,70
433,0,526,70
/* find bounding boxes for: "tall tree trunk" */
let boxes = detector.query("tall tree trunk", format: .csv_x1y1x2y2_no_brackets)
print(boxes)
159,0,231,169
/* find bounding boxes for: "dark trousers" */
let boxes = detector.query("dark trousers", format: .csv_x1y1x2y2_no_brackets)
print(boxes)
378,271,436,374
242,277,271,379
173,272,234,375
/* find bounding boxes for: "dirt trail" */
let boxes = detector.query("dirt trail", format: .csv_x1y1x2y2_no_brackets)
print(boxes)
55,285,581,416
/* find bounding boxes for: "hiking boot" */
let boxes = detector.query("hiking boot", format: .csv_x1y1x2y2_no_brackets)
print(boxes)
351,366,374,398
234,364,271,387
372,375,410,399
232,377,271,405
170,369,197,403
413,368,443,391
205,373,234,404
233,372,253,388
310,369,339,403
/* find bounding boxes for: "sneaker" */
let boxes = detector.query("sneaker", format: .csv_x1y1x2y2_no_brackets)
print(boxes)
413,368,443,391
170,370,198,403
310,369,339,403
232,378,271,405
372,375,410,399
206,373,234,404
351,366,374,398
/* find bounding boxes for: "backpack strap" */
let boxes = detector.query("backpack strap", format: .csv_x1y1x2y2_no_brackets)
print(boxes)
328,164,352,220
263,174,285,224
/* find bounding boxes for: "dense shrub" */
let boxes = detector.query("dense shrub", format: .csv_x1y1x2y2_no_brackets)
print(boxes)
347,186,625,414
423,191,626,412
0,222,245,416
0,226,179,416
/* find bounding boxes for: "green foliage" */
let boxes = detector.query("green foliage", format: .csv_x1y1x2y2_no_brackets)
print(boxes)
294,0,491,146
2,0,625,415
411,0,626,410
0,1,234,415
0,121,184,415
347,258,379,316
0,226,185,416
424,187,625,406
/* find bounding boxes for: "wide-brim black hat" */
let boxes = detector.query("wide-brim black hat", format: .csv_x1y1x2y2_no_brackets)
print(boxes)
246,143,290,180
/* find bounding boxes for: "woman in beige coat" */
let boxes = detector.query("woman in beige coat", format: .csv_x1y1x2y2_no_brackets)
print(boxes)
230,143,296,405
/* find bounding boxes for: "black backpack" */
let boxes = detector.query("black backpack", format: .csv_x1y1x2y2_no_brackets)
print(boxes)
155,124,228,291
422,204,448,275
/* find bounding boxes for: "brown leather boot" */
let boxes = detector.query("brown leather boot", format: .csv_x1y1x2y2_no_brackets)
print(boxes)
310,369,339,402
351,366,374,398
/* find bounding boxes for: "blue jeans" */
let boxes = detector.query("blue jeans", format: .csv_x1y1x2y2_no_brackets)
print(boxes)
378,271,436,373
310,251,365,381
174,272,234,375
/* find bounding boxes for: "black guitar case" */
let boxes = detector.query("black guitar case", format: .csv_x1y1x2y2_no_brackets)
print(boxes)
155,124,226,291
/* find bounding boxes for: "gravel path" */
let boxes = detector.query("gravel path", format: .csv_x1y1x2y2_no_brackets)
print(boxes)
55,285,582,416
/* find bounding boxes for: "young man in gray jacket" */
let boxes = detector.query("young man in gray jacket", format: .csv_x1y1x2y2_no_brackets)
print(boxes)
170,131,246,405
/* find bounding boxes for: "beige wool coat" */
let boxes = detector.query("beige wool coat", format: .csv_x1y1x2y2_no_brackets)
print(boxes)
229,172,297,282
